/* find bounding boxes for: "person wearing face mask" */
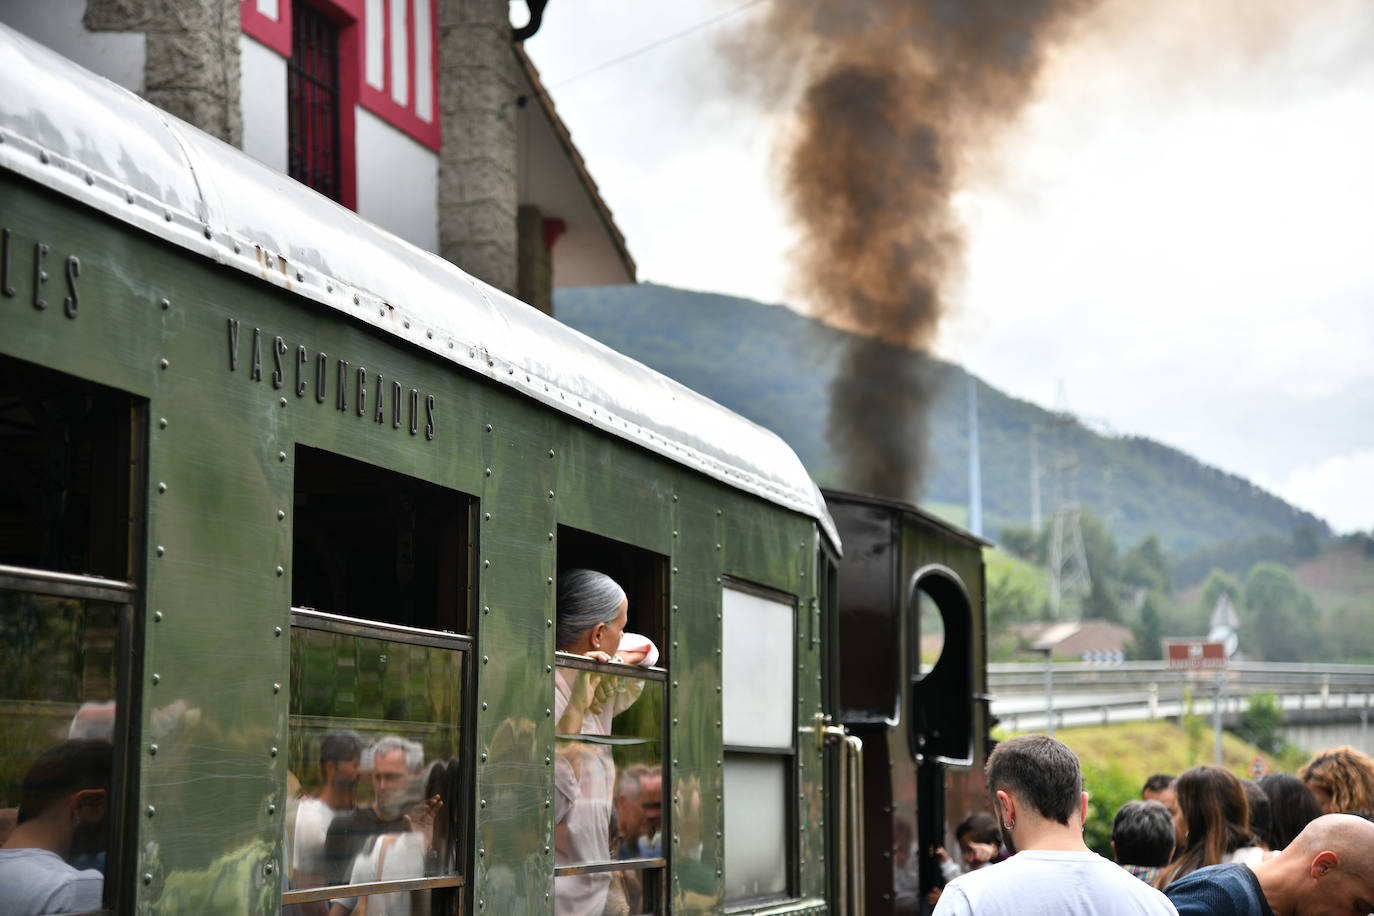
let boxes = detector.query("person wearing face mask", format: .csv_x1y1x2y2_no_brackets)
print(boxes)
0,739,112,916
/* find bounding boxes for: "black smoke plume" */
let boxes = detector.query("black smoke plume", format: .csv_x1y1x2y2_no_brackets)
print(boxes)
723,0,1095,499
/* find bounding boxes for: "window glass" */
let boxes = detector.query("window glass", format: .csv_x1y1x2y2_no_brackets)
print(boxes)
722,755,788,900
721,587,793,749
0,584,128,914
722,582,796,906
286,619,464,915
553,671,663,868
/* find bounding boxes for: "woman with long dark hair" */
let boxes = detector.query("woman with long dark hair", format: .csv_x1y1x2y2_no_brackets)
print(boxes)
1152,765,1252,890
1257,772,1322,850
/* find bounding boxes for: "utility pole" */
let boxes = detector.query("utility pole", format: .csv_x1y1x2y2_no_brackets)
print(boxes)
968,377,983,537
1047,384,1091,618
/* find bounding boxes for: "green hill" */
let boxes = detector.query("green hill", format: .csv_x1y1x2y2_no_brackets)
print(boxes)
554,283,1328,558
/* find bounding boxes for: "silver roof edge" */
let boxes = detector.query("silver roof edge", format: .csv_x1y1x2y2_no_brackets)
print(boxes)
0,25,840,554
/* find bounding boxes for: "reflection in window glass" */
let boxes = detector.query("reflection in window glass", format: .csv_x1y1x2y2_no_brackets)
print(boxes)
287,623,463,915
723,755,788,900
553,665,664,916
0,588,122,913
553,674,662,868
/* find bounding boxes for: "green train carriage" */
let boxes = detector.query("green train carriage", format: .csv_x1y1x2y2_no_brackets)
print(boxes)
0,24,863,916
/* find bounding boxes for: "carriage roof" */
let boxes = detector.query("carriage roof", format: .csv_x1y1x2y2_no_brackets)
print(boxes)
0,25,838,552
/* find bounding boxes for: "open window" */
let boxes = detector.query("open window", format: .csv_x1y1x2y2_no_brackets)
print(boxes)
0,353,142,914
906,565,973,765
284,447,474,916
553,528,667,916
721,579,797,908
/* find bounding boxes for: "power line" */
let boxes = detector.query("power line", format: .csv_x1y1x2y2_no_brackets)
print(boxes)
546,0,770,90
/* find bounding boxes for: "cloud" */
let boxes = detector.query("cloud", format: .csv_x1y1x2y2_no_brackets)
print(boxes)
1270,450,1374,534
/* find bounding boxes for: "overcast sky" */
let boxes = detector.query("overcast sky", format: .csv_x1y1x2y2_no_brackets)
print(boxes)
525,0,1374,535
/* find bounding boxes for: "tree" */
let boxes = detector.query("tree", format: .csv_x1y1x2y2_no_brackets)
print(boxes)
1127,590,1165,660
1240,563,1318,661
1122,534,1172,595
1200,568,1241,615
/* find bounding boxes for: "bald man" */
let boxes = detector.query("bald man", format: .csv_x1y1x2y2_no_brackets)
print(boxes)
1164,813,1374,916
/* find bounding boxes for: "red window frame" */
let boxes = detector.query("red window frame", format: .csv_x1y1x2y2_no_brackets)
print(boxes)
241,0,440,210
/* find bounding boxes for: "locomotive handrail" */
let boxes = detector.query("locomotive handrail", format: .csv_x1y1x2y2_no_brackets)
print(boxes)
845,734,865,916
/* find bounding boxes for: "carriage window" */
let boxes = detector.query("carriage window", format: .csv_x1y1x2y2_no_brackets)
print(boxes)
722,582,796,906
292,446,472,631
554,530,667,916
0,354,141,915
285,449,473,915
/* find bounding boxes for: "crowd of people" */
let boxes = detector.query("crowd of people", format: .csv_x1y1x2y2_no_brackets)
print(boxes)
929,736,1374,916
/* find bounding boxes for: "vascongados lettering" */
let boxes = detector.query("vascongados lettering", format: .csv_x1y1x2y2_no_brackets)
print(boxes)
226,318,436,441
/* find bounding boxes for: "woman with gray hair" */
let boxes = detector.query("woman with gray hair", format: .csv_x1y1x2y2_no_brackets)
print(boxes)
553,570,658,916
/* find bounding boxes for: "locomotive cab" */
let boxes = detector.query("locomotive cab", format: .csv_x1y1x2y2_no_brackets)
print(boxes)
821,490,992,916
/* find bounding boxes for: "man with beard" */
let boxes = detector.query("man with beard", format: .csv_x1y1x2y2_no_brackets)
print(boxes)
292,730,363,897
0,739,112,916
321,737,422,906
933,734,1177,916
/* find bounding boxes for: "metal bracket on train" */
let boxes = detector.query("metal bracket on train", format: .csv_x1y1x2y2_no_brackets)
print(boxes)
811,712,849,751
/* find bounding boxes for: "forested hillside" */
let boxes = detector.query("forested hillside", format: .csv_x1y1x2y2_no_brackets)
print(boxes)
555,283,1326,558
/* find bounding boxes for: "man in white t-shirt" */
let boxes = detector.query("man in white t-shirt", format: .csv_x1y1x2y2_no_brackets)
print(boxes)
0,739,111,916
933,734,1178,916
292,729,364,897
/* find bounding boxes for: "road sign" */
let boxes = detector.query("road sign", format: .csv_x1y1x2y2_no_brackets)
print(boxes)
1165,640,1228,670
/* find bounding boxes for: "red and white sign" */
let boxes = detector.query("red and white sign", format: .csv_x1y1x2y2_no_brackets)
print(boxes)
1165,640,1228,670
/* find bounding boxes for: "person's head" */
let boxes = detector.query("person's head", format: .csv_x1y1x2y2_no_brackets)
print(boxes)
1300,746,1374,816
1142,773,1175,801
367,736,422,819
318,729,364,796
616,764,651,841
1243,778,1275,850
1265,813,1374,915
1259,772,1323,850
954,812,1002,866
16,740,113,857
984,734,1084,845
556,569,628,656
1112,800,1175,868
1155,765,1251,888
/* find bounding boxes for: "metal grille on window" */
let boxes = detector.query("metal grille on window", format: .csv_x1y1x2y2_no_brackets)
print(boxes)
288,3,342,202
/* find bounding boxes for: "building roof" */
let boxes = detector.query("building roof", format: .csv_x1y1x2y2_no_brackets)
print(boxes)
513,46,636,286
1023,619,1135,656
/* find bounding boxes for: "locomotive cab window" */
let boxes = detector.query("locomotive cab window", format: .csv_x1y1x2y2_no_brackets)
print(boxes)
553,528,667,916
285,447,474,916
721,580,797,908
0,353,142,915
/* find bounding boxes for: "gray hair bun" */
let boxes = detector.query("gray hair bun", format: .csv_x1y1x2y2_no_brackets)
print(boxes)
556,569,627,649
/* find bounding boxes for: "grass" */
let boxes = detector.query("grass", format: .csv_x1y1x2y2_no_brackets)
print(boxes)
997,718,1307,782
